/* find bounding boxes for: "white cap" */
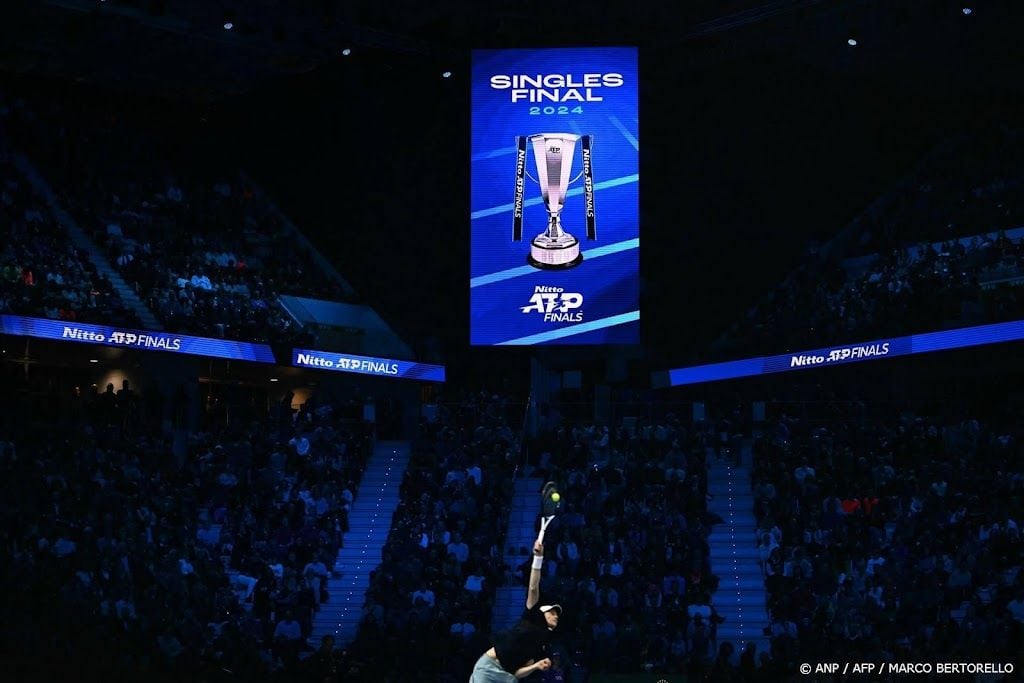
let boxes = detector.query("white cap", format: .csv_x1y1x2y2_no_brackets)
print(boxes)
540,604,562,615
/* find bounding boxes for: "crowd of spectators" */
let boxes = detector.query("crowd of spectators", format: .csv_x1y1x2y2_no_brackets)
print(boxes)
2,89,347,345
714,125,1024,361
334,402,823,682
0,144,138,326
720,229,1024,358
855,125,1024,257
0,373,375,681
751,400,1024,671
521,415,726,680
337,391,521,683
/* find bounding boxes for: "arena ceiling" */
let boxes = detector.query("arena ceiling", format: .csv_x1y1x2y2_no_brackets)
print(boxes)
4,1,1017,101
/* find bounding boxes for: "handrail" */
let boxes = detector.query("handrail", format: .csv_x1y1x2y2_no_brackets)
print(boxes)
512,391,532,485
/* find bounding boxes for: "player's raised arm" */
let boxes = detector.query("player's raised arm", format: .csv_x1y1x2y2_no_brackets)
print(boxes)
526,539,543,609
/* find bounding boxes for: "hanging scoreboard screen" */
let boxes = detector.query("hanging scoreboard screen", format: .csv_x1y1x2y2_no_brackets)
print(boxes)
470,47,640,346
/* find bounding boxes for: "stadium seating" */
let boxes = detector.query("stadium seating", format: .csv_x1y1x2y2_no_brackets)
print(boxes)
523,416,717,677
0,151,139,327
750,399,1023,669
342,392,519,683
4,92,345,345
0,377,373,680
714,127,1024,361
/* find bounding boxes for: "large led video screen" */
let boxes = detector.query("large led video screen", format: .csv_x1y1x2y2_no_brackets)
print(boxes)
470,47,639,345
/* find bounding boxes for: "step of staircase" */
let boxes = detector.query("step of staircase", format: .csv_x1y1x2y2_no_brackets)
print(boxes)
710,549,763,563
716,625,769,640
715,609,769,625
715,576,770,590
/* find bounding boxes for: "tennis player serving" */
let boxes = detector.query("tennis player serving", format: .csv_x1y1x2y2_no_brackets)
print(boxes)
469,483,562,682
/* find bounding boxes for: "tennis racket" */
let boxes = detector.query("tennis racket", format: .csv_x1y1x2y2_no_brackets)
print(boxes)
537,481,562,545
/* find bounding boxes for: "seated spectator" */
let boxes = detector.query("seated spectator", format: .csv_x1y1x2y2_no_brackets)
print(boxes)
273,608,303,668
447,532,470,565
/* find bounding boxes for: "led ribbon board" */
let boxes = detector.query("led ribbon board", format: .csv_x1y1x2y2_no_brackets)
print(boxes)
0,314,276,362
291,348,446,382
656,319,1024,387
470,47,640,345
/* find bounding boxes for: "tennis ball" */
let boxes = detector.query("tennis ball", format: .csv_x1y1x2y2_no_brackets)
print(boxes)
551,492,560,502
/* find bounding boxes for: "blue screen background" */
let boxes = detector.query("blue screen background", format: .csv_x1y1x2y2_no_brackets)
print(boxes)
470,47,640,346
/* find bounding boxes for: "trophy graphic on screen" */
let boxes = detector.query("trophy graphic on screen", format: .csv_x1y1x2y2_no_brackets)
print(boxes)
513,133,597,269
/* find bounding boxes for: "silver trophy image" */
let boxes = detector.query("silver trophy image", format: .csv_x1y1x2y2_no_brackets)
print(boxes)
513,133,596,269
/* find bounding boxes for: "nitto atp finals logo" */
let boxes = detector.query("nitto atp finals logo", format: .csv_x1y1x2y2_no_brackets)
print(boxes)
521,286,583,323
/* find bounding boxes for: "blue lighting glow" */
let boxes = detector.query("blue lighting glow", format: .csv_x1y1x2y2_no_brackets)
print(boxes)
0,314,276,363
291,348,445,382
470,47,640,346
658,319,1024,387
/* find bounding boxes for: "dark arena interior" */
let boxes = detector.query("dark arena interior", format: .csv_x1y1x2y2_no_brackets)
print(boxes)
1,1,1023,681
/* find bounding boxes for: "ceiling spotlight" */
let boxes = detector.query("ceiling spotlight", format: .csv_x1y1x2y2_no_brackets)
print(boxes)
442,71,452,78
89,359,99,363
341,48,352,56
847,38,858,46
962,7,972,15
270,378,279,382
223,22,234,30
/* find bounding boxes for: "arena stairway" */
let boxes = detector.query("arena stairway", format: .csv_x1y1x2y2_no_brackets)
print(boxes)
310,441,410,647
491,476,544,632
707,448,771,661
13,154,163,331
